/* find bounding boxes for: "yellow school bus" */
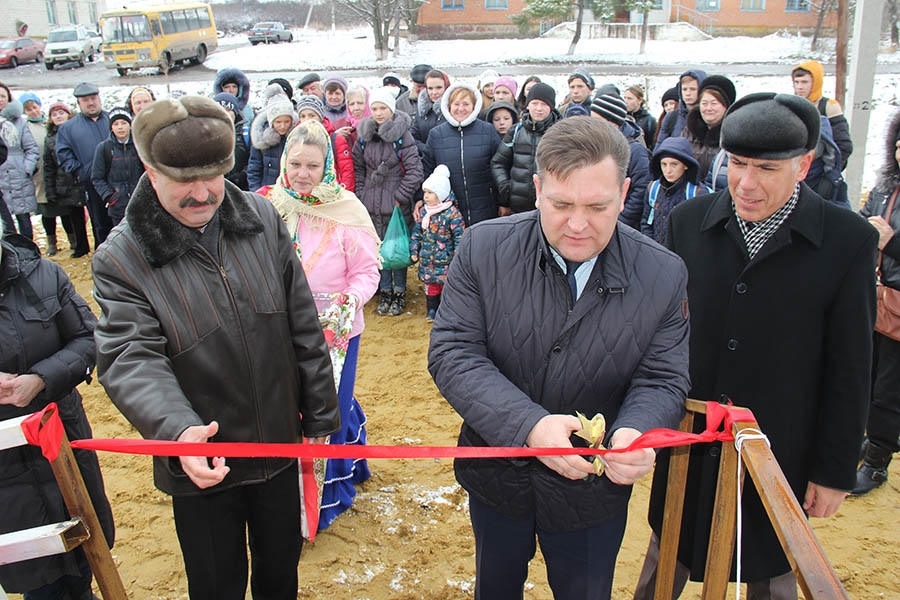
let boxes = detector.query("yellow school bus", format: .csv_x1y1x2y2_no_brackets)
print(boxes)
100,2,218,75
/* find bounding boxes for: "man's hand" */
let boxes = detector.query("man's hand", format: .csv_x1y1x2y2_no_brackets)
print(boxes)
867,216,894,250
334,126,353,138
498,207,512,217
525,415,596,480
0,373,46,408
803,482,847,518
603,427,656,486
177,421,229,489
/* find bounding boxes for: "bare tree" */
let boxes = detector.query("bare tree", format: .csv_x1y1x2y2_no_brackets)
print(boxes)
810,0,837,51
334,0,402,60
567,0,585,54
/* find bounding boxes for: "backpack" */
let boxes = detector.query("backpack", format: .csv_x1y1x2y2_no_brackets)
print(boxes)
646,179,699,225
805,115,849,209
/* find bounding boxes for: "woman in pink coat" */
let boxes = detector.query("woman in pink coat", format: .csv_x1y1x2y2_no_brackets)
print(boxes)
266,119,380,531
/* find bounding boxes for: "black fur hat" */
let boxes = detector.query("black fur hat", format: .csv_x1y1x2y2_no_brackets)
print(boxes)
720,92,820,160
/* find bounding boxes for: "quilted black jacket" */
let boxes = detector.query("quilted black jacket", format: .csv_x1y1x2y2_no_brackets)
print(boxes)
428,211,690,531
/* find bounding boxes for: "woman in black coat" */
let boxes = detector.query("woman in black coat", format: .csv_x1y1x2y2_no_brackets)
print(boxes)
0,230,114,598
423,83,501,227
856,109,900,494
43,102,89,258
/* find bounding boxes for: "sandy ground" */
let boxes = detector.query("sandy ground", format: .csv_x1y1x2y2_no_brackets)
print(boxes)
20,230,900,600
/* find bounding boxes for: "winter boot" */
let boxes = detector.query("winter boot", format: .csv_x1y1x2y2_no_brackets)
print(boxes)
375,290,392,315
426,294,440,321
46,234,58,256
389,291,406,316
851,442,893,496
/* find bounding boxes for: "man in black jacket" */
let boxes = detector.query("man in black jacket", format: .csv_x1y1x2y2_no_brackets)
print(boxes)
93,96,340,600
634,93,876,599
429,117,690,600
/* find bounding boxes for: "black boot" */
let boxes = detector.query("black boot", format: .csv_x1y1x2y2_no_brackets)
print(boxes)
375,290,392,315
426,294,440,321
851,443,892,496
389,291,406,316
46,234,58,256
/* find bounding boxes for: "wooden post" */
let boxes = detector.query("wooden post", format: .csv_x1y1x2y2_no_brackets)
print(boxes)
41,414,128,600
700,432,740,599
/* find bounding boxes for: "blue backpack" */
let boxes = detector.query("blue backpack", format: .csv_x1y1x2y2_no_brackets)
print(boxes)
646,180,699,226
804,116,850,209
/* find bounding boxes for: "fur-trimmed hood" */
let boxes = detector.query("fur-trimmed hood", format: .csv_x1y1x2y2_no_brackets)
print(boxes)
249,110,293,151
123,174,264,267
440,83,482,128
417,89,439,118
356,110,412,143
877,110,900,191
214,68,252,110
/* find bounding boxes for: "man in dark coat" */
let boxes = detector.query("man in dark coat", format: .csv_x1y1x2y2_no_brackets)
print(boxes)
92,96,340,600
429,117,690,600
634,93,876,599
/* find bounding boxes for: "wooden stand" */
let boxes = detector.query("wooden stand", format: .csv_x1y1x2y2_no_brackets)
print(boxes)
655,399,849,599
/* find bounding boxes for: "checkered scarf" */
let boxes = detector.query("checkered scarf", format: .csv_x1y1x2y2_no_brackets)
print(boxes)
733,183,800,259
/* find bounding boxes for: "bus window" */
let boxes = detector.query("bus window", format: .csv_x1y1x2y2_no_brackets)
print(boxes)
160,12,175,34
186,9,200,31
198,8,211,28
102,15,151,43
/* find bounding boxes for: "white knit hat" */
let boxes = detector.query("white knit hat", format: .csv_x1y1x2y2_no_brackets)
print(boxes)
264,83,294,126
423,164,452,202
368,87,397,114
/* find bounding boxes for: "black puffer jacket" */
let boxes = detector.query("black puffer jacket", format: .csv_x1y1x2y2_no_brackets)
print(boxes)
491,108,562,214
42,128,82,208
93,178,340,496
91,134,145,223
861,110,900,289
423,84,502,226
0,235,114,593
619,120,651,231
630,105,658,150
429,212,690,531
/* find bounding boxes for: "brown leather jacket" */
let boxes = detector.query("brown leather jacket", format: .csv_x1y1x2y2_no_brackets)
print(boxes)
93,176,339,496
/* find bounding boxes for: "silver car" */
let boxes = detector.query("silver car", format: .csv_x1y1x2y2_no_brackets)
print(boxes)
247,22,293,45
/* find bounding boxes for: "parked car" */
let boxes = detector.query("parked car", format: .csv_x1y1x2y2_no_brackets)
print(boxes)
247,22,292,45
44,25,97,69
0,37,44,68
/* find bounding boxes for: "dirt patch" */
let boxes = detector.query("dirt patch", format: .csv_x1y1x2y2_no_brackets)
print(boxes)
28,239,900,599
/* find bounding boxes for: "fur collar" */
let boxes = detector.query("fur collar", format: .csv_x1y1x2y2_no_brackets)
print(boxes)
125,175,264,267
877,110,900,191
686,108,721,146
250,111,289,150
356,111,412,143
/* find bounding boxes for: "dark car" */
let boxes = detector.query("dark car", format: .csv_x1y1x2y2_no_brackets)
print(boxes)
247,22,293,45
0,37,44,68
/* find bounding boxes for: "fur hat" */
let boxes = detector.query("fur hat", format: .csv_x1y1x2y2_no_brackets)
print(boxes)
297,72,321,90
108,107,132,128
698,75,737,109
493,76,518,97
720,92,820,160
568,68,594,89
591,94,628,125
264,84,294,126
661,86,679,107
423,164,452,202
525,82,556,110
295,95,325,121
409,64,433,84
132,96,234,182
369,87,397,114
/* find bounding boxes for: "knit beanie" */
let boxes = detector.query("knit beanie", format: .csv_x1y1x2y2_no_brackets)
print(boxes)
565,104,590,118
18,92,41,108
591,94,628,125
369,87,396,114
264,83,294,126
295,95,325,121
47,101,73,117
108,107,132,128
478,69,500,89
698,75,737,109
568,68,594,89
595,83,620,98
423,164,452,202
213,92,239,114
525,82,556,110
268,78,294,102
382,72,402,88
661,86,679,107
493,76,518,97
132,95,234,181
323,75,349,95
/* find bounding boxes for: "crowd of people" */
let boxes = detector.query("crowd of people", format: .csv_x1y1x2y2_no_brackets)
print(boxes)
0,56,896,600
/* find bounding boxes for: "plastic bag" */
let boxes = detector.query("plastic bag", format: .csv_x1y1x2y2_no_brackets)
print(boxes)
380,205,412,270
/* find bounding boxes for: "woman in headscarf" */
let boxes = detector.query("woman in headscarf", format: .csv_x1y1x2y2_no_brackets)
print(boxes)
264,120,380,531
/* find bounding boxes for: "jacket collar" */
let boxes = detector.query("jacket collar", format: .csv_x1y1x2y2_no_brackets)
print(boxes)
700,185,824,249
535,214,630,290
125,175,265,268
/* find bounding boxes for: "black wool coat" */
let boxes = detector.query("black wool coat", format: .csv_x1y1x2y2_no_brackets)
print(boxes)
648,185,876,581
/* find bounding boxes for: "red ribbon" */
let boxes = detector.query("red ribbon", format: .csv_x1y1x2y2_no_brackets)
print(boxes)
21,403,64,462
56,401,756,459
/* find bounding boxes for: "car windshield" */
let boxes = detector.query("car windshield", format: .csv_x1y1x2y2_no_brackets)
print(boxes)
47,30,77,43
253,23,277,29
0,40,15,49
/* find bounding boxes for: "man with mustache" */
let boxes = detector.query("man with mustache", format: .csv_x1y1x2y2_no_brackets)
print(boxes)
91,96,340,600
